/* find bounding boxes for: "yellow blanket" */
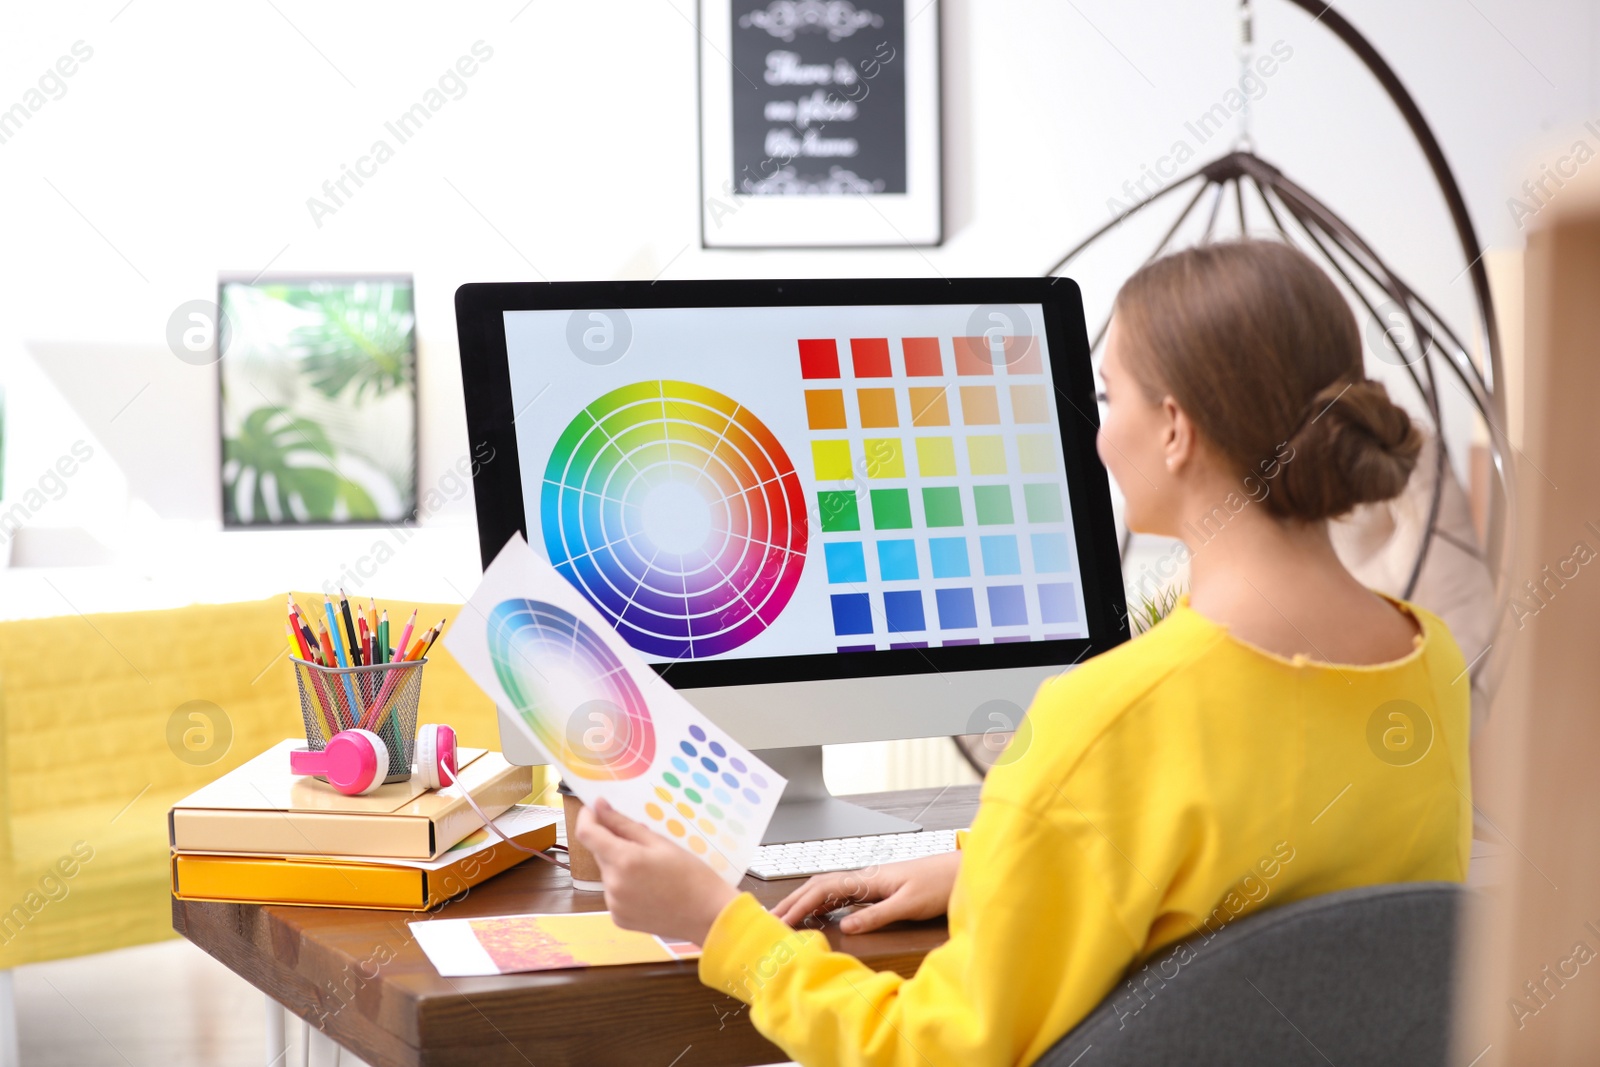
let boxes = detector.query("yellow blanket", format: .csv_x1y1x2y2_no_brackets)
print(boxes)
0,594,514,967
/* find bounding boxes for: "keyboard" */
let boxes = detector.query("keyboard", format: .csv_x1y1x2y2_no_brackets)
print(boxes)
747,828,961,881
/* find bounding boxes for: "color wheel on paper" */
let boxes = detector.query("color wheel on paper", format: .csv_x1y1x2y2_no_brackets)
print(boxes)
541,380,808,659
486,599,655,780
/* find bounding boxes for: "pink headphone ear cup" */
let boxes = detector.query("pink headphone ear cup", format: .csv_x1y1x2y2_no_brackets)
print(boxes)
295,729,388,795
347,729,389,794
416,724,440,790
415,724,458,790
435,725,457,786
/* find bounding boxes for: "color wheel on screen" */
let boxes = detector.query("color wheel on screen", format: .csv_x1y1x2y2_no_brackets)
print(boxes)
486,598,655,780
541,380,808,659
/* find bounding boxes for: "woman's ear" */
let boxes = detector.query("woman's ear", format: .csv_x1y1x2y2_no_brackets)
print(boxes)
1161,396,1197,474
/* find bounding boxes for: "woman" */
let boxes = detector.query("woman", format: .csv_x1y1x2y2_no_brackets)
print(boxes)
577,241,1471,1067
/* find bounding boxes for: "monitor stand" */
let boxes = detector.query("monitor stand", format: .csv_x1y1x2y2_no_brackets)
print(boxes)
755,745,922,844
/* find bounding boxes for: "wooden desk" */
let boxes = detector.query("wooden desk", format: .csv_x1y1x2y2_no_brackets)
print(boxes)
172,785,979,1067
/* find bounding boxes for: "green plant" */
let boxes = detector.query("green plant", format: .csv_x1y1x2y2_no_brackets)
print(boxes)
1128,584,1184,635
268,282,415,402
223,406,378,523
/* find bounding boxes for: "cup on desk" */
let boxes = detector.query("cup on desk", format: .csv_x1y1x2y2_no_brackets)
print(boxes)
558,781,605,892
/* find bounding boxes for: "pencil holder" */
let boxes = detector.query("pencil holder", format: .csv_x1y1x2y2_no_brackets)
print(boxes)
291,657,428,784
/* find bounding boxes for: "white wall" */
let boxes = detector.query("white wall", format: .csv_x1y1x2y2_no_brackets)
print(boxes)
0,0,1592,607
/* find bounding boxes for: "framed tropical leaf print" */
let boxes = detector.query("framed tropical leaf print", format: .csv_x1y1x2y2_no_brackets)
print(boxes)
218,274,418,526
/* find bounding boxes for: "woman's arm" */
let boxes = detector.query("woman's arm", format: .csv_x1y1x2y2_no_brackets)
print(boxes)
696,796,1144,1067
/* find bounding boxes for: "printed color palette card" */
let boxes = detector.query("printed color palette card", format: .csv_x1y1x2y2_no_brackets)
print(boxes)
411,910,700,977
445,534,785,884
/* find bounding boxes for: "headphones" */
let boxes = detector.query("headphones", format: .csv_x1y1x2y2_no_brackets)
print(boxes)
290,723,458,797
288,722,566,868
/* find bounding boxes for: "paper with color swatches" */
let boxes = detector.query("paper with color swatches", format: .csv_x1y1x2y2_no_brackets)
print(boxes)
444,533,786,885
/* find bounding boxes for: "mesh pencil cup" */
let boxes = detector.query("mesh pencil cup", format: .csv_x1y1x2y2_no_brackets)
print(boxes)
291,657,428,784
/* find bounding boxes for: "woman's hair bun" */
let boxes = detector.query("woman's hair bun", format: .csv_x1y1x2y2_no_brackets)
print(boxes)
1114,241,1426,524
1268,377,1422,522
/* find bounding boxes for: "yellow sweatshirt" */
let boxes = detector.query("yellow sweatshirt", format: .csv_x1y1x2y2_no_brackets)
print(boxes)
698,596,1471,1067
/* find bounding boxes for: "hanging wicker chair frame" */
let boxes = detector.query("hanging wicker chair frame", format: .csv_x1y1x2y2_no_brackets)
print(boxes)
955,0,1515,778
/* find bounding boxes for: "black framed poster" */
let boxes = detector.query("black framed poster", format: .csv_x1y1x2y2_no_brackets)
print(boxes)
699,0,941,248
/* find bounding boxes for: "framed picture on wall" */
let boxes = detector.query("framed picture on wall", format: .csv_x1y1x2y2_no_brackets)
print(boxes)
698,0,941,248
217,274,418,527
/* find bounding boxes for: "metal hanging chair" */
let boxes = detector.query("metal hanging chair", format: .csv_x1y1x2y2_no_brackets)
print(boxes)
956,0,1515,777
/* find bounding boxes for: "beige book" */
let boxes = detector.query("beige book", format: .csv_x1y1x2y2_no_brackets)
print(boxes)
169,739,533,860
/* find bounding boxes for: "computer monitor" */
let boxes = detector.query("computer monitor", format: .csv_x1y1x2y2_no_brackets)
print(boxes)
456,279,1128,840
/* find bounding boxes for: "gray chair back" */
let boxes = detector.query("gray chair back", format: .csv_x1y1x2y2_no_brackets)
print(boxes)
1037,881,1463,1067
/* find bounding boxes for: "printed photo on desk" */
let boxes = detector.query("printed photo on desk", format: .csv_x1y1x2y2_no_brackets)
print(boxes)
444,535,786,883
411,911,701,977
217,274,418,526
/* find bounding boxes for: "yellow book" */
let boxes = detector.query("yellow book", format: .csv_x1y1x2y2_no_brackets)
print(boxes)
171,806,559,910
169,739,533,860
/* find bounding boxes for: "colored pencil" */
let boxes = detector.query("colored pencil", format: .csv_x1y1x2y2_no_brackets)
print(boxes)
339,591,362,666
324,599,362,723
287,598,320,673
361,653,411,730
286,598,307,655
287,597,307,649
420,618,445,658
405,620,441,661
290,619,339,737
360,615,378,709
378,611,389,666
360,670,398,730
313,621,344,729
290,597,325,663
393,610,417,669
401,626,432,662
322,599,344,661
360,611,417,731
299,622,321,664
369,618,441,732
315,620,335,669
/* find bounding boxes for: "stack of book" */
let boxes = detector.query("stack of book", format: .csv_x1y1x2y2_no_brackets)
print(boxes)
169,740,558,910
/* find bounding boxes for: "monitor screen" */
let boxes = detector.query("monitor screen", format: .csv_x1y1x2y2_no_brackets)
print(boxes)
457,279,1126,692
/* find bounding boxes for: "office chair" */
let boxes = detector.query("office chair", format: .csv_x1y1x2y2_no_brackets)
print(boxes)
1036,881,1465,1067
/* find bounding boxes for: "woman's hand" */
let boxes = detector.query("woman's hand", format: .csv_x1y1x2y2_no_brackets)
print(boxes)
772,851,961,934
574,797,739,945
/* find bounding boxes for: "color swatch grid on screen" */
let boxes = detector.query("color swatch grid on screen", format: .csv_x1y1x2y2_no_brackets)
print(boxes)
800,335,1083,650
542,380,809,659
487,598,655,780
